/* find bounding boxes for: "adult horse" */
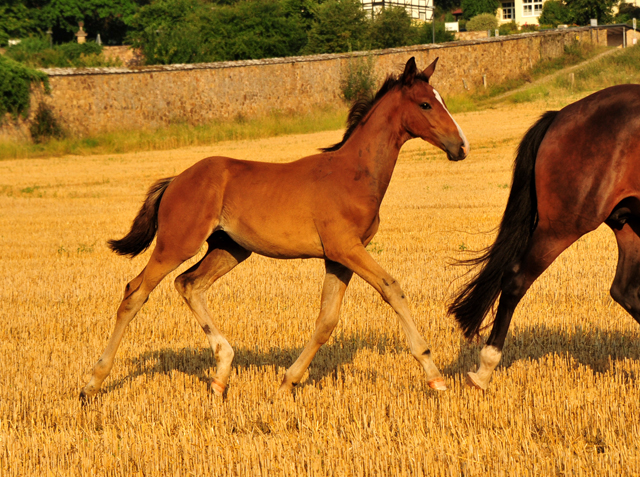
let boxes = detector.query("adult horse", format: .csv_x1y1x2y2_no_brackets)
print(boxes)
449,84,640,390
80,57,469,400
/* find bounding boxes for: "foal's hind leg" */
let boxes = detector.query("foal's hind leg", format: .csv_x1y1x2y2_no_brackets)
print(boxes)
609,213,640,323
467,226,582,390
80,252,182,400
278,260,353,393
174,233,251,396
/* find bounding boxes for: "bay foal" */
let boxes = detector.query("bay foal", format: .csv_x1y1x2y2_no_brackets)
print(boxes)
80,57,468,400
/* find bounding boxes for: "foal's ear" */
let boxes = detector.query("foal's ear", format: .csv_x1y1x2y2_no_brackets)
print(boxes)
401,57,418,86
422,57,439,82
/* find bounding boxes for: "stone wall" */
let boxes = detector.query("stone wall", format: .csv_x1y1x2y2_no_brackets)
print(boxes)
2,27,609,138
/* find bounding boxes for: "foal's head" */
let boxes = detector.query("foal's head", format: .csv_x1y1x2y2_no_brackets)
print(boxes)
397,57,469,161
323,57,469,162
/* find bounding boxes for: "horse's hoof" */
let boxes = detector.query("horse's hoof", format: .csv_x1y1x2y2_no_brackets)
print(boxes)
427,377,447,391
79,385,97,404
466,372,487,390
211,379,226,397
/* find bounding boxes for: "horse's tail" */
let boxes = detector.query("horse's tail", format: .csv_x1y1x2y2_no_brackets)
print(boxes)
108,177,175,258
448,111,558,339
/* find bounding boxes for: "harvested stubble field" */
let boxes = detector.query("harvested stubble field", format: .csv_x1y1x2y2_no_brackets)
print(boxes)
2,95,640,476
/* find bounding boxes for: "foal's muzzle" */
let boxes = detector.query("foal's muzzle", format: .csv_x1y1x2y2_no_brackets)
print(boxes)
446,142,468,162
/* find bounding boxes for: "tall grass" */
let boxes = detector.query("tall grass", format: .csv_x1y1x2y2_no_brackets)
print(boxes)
0,106,347,160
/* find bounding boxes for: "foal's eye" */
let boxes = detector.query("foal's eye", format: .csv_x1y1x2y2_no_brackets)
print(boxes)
419,102,431,110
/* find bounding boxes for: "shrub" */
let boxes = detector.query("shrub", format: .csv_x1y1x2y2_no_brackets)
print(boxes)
520,24,539,32
340,54,376,102
29,103,64,143
5,37,119,68
499,21,519,36
0,55,49,122
417,21,456,43
466,13,499,32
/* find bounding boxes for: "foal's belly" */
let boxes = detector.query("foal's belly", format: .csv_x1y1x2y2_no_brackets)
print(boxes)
222,217,325,260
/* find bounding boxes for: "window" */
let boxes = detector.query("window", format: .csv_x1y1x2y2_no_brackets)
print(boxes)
523,0,543,17
501,2,515,20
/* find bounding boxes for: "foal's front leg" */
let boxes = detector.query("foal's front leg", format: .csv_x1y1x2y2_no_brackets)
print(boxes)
332,244,446,390
278,260,352,392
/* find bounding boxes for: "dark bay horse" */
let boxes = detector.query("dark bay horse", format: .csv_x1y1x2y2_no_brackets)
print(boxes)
449,84,640,390
80,57,469,400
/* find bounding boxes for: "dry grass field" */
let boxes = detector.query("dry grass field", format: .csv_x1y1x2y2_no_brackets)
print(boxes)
2,92,640,475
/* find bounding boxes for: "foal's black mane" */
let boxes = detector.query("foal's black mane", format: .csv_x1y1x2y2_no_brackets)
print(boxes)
321,71,431,153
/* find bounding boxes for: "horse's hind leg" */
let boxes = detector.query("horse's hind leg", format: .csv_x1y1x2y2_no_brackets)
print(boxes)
80,251,183,400
468,226,582,390
278,260,353,393
608,206,640,323
174,232,251,396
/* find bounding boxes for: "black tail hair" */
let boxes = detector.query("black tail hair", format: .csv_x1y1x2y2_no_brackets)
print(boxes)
448,111,558,339
108,177,174,258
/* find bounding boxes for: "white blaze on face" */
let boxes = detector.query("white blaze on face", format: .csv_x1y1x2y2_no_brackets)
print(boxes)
433,88,470,154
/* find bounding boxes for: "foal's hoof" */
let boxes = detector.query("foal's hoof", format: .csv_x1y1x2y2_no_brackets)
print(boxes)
427,377,447,391
79,385,98,404
466,372,487,390
211,379,226,398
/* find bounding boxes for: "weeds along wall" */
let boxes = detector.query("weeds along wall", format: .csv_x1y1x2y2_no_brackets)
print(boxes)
15,27,608,137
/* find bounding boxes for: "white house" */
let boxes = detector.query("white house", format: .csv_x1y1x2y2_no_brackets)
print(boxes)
497,0,547,25
360,0,434,21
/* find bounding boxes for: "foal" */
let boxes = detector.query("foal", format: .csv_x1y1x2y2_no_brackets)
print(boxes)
80,57,468,400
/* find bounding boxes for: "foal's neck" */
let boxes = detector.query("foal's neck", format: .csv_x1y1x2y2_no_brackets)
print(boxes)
340,90,410,198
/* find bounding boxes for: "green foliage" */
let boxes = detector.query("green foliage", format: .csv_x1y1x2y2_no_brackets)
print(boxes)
616,2,640,24
0,55,49,122
466,13,498,32
461,0,499,20
0,1,35,47
29,102,64,143
417,21,456,43
340,54,376,102
498,21,519,35
37,0,142,45
368,7,417,50
198,0,307,61
567,0,616,25
0,0,145,46
5,37,119,68
539,0,573,26
129,0,308,64
539,0,616,26
304,0,369,54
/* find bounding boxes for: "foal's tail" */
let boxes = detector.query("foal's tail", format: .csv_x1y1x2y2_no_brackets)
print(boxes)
448,111,558,339
108,177,175,258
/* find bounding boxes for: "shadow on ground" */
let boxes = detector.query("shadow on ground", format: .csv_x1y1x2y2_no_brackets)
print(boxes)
102,323,640,396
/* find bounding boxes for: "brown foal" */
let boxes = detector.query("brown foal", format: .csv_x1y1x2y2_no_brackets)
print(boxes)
80,57,469,400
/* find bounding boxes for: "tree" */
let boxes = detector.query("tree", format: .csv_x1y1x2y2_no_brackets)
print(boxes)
129,0,309,64
461,0,499,20
616,2,640,23
304,0,369,54
368,7,418,50
539,0,573,26
0,1,36,46
567,0,616,25
199,0,307,61
35,0,144,45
